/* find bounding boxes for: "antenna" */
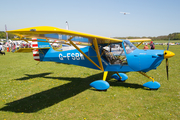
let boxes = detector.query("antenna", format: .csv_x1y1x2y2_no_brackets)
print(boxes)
66,21,69,30
5,24,8,42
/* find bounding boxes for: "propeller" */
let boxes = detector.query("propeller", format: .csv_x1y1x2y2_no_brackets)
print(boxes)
165,38,170,80
164,49,175,80
166,58,169,80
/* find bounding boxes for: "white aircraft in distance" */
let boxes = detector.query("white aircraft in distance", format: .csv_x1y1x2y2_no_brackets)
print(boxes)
120,12,130,15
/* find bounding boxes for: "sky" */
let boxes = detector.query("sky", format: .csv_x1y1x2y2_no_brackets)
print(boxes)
0,0,180,37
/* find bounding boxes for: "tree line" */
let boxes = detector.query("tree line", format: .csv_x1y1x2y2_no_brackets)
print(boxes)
150,33,180,40
0,31,14,39
0,31,180,40
115,33,180,40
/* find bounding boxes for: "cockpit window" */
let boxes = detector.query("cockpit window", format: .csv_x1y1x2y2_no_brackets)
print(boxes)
101,42,127,65
100,41,137,65
123,40,137,54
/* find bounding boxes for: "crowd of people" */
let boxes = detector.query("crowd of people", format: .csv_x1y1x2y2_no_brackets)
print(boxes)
0,42,32,53
143,41,155,50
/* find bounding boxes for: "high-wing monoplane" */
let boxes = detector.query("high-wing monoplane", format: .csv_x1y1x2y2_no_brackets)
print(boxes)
7,26,175,91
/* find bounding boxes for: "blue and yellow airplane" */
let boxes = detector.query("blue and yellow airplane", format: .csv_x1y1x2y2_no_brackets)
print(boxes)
7,26,175,91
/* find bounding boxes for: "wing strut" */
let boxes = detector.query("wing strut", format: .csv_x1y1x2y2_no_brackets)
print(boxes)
69,38,103,71
93,38,104,71
136,41,144,48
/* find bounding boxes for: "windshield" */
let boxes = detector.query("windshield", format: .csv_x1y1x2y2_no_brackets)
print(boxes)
123,40,137,54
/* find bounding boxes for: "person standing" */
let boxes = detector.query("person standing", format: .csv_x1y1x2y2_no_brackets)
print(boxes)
143,44,149,50
12,43,16,53
0,43,4,55
2,43,5,51
0,43,2,53
150,41,155,50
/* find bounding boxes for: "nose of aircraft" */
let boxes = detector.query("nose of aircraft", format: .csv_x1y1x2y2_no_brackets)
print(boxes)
164,50,175,59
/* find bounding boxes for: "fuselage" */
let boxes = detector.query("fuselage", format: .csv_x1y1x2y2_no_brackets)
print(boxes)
38,41,165,73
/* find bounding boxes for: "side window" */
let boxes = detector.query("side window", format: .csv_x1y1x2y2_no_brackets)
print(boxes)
101,43,128,65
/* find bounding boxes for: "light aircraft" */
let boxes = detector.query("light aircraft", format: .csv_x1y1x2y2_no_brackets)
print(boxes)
7,26,175,91
120,12,130,15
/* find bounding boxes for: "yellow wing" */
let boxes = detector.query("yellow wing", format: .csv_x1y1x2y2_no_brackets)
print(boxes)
7,26,151,44
7,26,122,44
127,39,151,42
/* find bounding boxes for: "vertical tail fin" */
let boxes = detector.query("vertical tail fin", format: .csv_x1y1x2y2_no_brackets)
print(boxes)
32,38,51,61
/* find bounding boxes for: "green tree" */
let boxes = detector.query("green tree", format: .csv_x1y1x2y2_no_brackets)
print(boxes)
173,33,180,40
0,31,15,39
0,31,6,39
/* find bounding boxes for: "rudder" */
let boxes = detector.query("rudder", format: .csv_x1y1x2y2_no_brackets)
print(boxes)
32,38,51,61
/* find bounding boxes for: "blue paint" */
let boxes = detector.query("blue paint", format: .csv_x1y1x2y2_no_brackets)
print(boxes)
111,73,128,81
126,49,164,72
90,80,110,90
143,81,161,90
37,39,51,48
37,39,51,61
104,64,134,72
40,45,103,70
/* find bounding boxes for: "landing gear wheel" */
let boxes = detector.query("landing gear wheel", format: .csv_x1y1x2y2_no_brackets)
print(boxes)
90,80,110,91
143,81,161,90
111,73,128,82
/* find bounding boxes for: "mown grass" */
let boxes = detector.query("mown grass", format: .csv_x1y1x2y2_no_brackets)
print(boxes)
153,40,180,43
0,45,179,120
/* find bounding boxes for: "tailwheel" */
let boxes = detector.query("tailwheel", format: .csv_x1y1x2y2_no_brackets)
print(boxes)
111,72,128,82
90,71,110,91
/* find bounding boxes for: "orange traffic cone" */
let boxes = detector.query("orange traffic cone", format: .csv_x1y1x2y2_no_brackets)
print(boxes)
7,47,9,52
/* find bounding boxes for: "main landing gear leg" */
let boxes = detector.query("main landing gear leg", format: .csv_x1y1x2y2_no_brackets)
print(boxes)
116,72,122,81
103,71,108,81
90,71,110,91
139,72,160,90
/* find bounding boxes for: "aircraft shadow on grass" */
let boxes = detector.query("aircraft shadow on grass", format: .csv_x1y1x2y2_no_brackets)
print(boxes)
14,73,53,81
0,72,144,113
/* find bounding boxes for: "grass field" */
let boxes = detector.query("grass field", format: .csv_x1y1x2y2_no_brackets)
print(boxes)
0,45,179,120
153,40,180,43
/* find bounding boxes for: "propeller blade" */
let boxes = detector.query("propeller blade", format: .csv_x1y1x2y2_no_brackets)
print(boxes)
166,58,169,80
